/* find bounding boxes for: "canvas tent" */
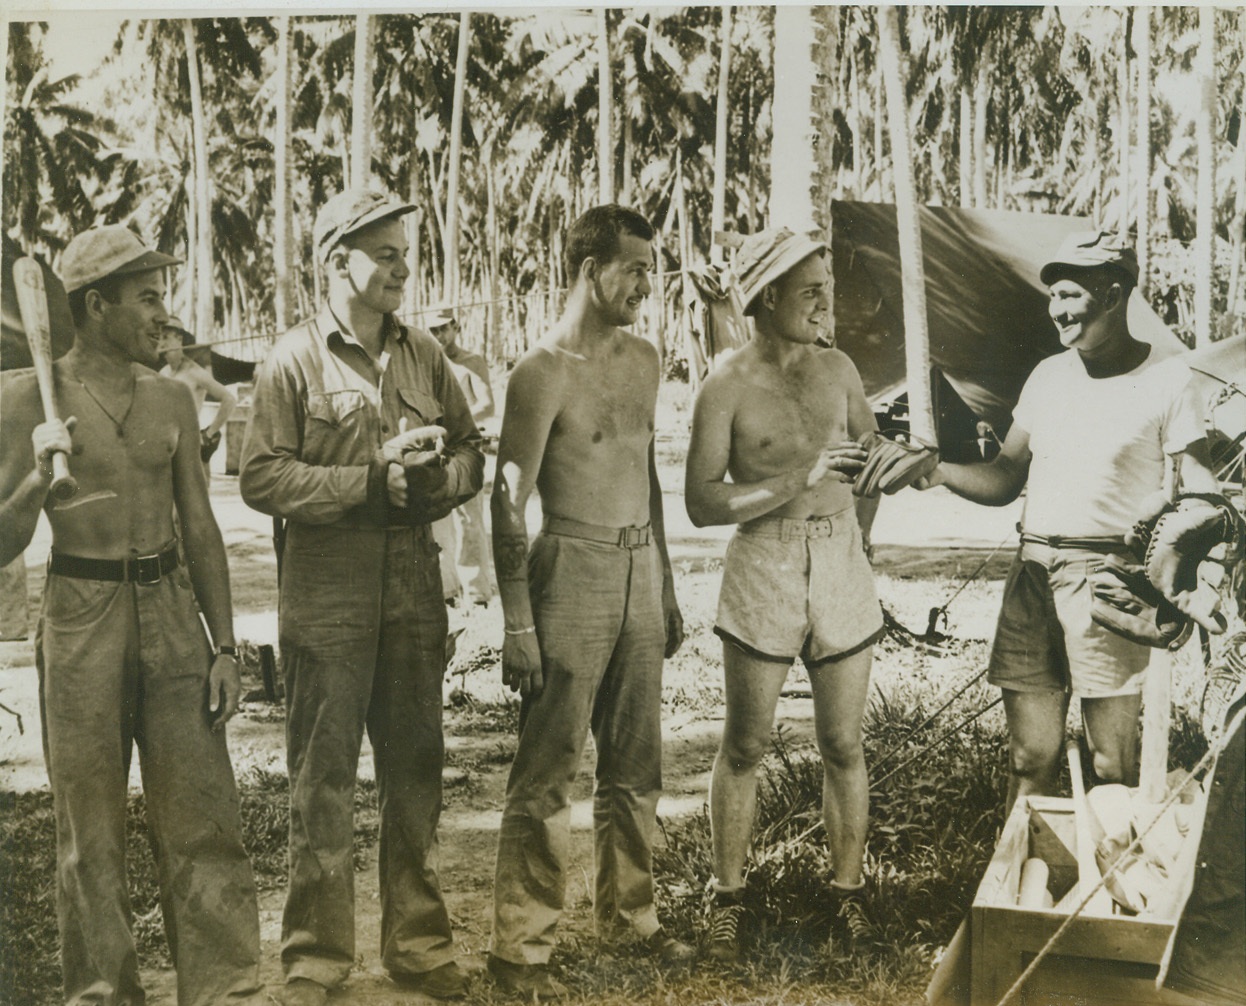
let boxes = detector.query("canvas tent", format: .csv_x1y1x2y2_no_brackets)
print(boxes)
829,201,1188,443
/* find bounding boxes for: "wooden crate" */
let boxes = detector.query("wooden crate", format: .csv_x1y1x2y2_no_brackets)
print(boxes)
969,795,1202,1006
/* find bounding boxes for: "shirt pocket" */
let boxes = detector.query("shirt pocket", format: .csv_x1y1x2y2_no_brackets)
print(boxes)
398,386,445,428
304,389,369,459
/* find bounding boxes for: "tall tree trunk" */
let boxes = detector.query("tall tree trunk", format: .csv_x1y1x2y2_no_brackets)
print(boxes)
1194,8,1215,346
184,184,196,322
1227,97,1246,328
486,146,500,360
1117,10,1130,236
959,84,973,207
621,111,633,206
710,5,733,265
1134,7,1151,296
184,19,213,342
274,15,295,331
771,7,834,232
405,106,422,310
849,50,863,197
350,14,375,189
596,8,614,204
972,65,988,209
873,71,886,199
444,12,471,301
878,5,935,443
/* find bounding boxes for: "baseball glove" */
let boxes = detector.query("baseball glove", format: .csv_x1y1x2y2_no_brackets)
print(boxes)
853,431,940,498
1088,553,1191,649
1129,493,1245,634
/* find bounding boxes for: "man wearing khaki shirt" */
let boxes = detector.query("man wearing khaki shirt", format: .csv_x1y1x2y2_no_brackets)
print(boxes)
241,188,484,1004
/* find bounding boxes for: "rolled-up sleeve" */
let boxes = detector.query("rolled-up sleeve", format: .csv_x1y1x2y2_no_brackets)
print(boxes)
240,350,370,523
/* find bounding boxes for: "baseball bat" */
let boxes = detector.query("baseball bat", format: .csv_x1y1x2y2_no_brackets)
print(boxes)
13,258,78,501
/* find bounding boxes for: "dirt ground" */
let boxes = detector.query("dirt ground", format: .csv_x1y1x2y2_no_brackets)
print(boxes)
0,382,1025,1005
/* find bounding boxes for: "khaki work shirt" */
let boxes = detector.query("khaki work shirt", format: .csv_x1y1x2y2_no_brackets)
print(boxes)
240,306,484,527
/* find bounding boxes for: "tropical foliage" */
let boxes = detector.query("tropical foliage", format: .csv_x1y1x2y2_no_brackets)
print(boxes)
4,7,1244,357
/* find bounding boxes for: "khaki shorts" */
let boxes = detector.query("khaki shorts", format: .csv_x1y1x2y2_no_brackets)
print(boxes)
714,511,884,666
987,542,1152,697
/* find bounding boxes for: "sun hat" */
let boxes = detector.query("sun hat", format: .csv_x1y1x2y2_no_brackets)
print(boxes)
735,228,828,314
59,226,181,294
1040,231,1139,286
422,303,457,329
314,188,416,263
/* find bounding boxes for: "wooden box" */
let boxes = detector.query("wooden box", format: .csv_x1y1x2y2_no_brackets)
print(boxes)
969,795,1202,1006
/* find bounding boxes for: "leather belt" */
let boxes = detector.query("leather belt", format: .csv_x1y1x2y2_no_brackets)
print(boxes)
741,513,843,541
49,546,181,585
542,515,651,548
1018,527,1125,551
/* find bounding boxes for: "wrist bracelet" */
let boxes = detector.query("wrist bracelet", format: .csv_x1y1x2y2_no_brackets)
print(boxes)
214,644,238,658
504,626,536,636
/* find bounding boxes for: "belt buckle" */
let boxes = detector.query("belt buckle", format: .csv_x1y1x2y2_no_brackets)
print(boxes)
130,553,163,585
809,518,832,539
620,527,645,548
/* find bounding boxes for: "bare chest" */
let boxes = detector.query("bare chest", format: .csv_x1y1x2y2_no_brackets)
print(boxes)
731,370,848,467
552,363,657,449
61,382,180,477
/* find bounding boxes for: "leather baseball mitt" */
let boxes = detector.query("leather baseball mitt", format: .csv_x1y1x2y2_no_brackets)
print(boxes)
1088,553,1191,649
853,431,940,498
1131,493,1245,634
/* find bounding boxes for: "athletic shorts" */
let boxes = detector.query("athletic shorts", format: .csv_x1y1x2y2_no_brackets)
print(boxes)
987,542,1152,697
714,510,884,666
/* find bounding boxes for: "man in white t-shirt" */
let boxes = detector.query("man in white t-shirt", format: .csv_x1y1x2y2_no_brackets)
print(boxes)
919,232,1218,810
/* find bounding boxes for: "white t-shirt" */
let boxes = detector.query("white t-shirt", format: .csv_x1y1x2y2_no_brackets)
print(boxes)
1013,349,1204,537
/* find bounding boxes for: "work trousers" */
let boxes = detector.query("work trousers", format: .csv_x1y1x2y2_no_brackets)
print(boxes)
278,523,453,986
491,531,665,965
37,570,262,1006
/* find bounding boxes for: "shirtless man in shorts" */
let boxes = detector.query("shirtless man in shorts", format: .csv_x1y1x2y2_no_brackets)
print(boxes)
919,232,1219,811
684,227,882,962
0,225,263,1005
487,204,689,998
157,316,236,471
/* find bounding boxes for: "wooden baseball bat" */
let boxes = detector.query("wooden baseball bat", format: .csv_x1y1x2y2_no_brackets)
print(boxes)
13,258,78,501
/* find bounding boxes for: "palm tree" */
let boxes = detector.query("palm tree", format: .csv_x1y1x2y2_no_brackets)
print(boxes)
595,8,613,203
769,6,826,231
349,13,375,189
1194,7,1215,347
1134,7,1151,295
182,19,213,340
444,12,471,301
710,5,732,265
273,15,295,330
877,5,935,443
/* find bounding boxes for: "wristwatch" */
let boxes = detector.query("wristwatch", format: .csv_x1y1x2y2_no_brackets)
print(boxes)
214,644,239,658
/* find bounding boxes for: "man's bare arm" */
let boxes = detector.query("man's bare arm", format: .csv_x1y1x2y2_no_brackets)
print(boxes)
924,422,1031,505
491,354,560,695
684,376,823,527
0,375,71,565
170,385,240,726
191,367,237,437
648,437,684,657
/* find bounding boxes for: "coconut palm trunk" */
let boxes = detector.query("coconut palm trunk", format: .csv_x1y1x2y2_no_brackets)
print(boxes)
710,5,733,265
273,15,295,331
350,14,375,189
184,19,213,343
1194,8,1215,346
444,12,471,302
596,8,614,204
878,4,935,442
1134,8,1151,295
770,5,825,229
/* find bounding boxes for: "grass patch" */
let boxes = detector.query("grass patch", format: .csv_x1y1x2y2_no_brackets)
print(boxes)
652,688,1012,1000
1,770,379,1006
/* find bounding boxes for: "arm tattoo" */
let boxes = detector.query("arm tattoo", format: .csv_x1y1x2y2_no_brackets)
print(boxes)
497,535,529,582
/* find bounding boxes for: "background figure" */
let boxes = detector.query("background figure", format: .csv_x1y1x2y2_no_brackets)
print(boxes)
427,303,496,607
158,316,236,475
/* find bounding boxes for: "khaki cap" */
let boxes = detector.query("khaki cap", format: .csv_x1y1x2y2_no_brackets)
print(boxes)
1040,231,1139,286
59,225,181,293
314,188,416,263
422,303,456,329
735,227,828,314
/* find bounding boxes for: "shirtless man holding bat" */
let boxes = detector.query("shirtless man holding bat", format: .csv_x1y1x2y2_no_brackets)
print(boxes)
684,227,883,963
0,225,264,1006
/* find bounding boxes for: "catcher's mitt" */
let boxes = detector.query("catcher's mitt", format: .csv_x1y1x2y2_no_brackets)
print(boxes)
1088,553,1192,649
1127,493,1246,634
853,432,940,498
